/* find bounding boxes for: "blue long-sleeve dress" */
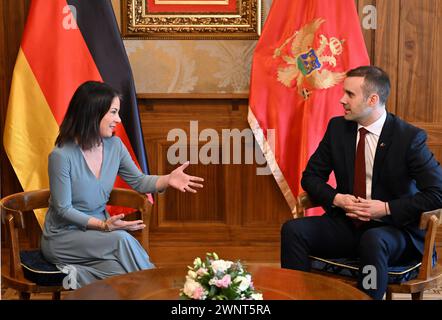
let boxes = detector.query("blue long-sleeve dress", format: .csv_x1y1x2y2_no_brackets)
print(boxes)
41,136,157,288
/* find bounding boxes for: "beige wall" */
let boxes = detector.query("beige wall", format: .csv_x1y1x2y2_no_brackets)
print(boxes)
112,0,273,93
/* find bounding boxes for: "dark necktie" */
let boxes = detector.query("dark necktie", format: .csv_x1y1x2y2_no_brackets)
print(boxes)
352,128,368,226
353,128,368,199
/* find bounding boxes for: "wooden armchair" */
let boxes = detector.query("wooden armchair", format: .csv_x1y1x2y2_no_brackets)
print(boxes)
295,192,442,300
1,188,152,300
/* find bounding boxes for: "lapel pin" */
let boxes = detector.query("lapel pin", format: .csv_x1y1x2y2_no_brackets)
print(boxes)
379,142,386,147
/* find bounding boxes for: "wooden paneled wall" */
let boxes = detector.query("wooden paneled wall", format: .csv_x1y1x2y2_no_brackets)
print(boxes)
0,0,30,198
137,95,292,265
1,0,441,265
0,0,39,245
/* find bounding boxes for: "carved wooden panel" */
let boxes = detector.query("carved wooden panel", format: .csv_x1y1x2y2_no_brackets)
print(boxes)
138,97,291,264
397,0,441,124
0,0,29,198
356,0,377,61
159,140,226,224
0,0,35,245
374,0,400,115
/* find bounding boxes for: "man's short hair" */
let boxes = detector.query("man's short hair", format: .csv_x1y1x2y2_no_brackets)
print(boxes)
346,66,391,105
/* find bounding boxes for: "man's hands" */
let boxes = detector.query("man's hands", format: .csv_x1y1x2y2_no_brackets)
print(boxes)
333,193,388,221
345,198,388,221
333,193,358,208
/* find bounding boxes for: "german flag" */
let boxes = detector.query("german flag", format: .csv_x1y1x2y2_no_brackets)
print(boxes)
3,0,150,227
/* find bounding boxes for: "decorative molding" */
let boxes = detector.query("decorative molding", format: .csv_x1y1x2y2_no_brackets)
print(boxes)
137,92,249,99
122,0,262,39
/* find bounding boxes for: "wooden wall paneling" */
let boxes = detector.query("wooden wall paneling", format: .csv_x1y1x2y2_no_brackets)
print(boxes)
0,0,41,248
158,140,226,224
223,156,244,227
141,99,241,229
356,0,377,62
1,0,30,198
139,98,291,265
238,145,292,227
397,0,441,123
412,123,442,163
430,139,442,256
375,0,400,115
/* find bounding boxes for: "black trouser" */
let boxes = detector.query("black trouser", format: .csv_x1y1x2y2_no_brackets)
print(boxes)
280,213,420,300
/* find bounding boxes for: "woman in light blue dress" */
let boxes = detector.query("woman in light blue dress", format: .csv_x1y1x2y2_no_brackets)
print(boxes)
41,81,203,288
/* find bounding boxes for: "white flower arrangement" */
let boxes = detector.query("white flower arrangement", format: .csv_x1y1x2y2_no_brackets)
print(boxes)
180,252,263,300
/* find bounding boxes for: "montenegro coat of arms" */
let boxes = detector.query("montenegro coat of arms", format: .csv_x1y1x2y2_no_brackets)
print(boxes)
273,18,346,100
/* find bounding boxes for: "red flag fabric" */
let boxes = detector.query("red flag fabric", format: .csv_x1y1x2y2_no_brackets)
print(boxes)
248,0,369,216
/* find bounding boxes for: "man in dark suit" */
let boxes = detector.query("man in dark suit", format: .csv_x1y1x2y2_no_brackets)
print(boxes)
280,66,442,299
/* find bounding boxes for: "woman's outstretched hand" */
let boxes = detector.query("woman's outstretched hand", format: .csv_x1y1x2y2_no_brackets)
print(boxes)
105,214,145,231
168,161,204,193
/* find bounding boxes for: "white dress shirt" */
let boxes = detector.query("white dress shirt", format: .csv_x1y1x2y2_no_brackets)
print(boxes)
356,110,387,200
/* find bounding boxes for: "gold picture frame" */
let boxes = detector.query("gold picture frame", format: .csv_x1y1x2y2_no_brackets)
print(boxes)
122,0,262,40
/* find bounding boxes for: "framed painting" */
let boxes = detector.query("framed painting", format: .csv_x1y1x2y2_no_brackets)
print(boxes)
122,0,263,39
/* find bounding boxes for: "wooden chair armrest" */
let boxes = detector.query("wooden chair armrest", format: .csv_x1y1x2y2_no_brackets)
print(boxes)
107,188,153,250
417,209,441,280
295,192,319,218
419,209,442,229
1,189,50,229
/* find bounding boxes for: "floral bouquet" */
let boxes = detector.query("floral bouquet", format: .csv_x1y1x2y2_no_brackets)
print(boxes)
180,252,263,300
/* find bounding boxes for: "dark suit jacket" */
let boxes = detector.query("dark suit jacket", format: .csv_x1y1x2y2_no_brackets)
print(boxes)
301,113,442,254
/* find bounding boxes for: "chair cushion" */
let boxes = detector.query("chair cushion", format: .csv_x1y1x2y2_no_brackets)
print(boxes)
309,255,421,284
20,250,65,286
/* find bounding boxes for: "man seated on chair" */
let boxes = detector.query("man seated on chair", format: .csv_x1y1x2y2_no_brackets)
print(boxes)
280,65,442,300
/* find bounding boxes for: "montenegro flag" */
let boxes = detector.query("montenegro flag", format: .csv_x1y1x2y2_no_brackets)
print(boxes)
249,0,369,216
3,0,150,227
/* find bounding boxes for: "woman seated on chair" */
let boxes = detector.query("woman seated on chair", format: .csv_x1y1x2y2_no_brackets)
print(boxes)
41,81,204,288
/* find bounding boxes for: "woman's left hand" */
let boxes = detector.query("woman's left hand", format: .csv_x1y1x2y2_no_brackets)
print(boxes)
105,214,146,232
168,161,204,193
